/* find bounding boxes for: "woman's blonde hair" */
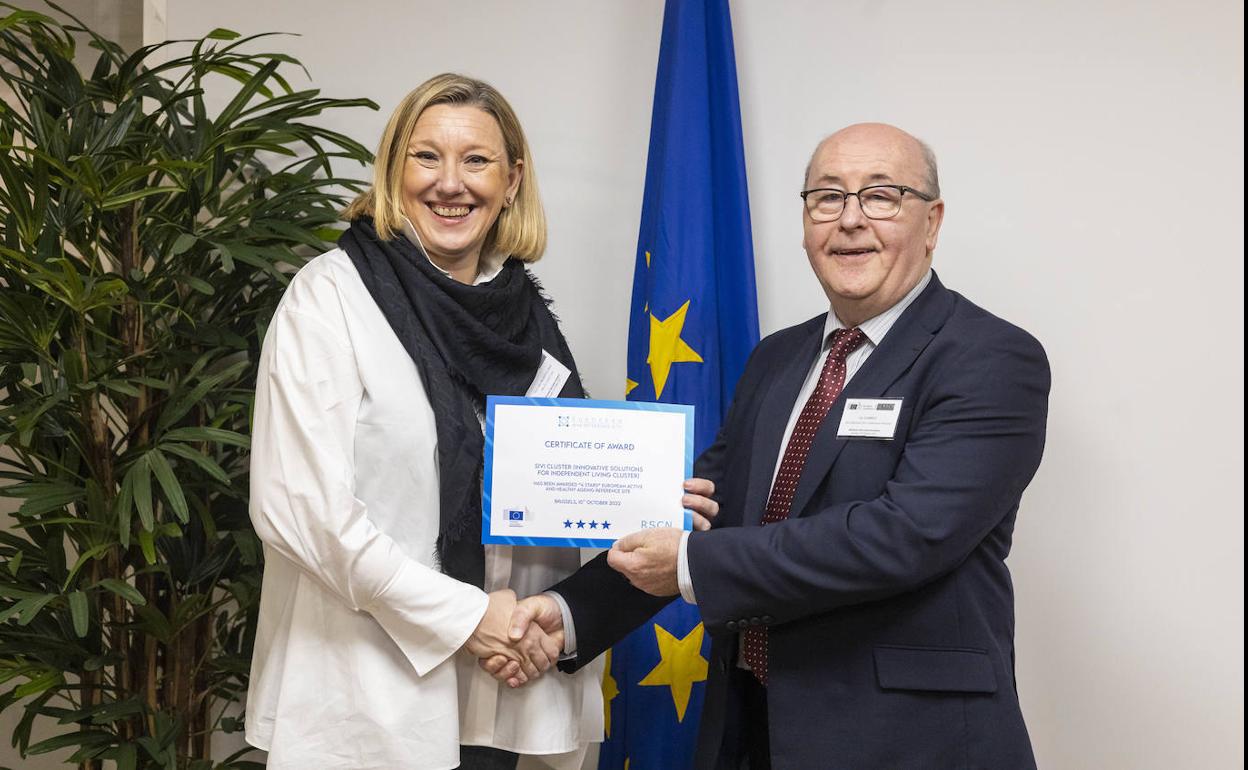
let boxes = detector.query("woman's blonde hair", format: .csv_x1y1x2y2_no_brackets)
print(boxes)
343,73,546,261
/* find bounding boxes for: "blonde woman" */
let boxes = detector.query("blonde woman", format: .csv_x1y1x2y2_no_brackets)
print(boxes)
248,74,598,770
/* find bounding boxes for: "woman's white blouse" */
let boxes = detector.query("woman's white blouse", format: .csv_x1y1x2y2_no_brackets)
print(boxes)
246,248,603,770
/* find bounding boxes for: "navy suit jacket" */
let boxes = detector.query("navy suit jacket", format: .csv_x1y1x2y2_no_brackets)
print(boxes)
552,274,1050,769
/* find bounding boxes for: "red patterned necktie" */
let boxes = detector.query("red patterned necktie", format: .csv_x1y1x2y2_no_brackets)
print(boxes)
743,327,868,685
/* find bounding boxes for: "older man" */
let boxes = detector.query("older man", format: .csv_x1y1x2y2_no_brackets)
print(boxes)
501,123,1049,769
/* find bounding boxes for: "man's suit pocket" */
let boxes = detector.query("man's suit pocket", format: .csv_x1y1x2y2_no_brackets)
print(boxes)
873,644,998,693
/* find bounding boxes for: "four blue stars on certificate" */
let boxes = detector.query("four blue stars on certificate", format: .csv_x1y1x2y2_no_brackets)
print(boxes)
563,519,612,530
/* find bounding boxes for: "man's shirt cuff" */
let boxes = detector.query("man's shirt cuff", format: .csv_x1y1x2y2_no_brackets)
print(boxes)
544,590,577,658
678,530,697,604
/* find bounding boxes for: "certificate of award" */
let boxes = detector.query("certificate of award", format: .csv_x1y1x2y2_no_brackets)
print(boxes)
482,396,694,547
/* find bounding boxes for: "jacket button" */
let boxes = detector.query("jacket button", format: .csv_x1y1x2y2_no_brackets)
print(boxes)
726,620,738,632
749,617,761,626
761,615,774,625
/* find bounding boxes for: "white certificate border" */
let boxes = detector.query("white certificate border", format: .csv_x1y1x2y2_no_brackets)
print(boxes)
482,396,695,547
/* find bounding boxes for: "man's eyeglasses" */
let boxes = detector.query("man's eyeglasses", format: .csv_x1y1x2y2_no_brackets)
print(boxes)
799,184,936,222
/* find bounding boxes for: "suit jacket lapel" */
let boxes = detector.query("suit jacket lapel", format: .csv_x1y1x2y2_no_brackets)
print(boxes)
787,275,956,519
742,317,825,527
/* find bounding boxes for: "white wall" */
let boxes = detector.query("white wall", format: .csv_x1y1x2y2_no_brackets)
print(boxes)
160,1,1248,768
3,1,1240,768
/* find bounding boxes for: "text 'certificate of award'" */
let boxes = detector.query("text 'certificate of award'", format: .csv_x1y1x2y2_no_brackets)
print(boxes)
483,396,694,547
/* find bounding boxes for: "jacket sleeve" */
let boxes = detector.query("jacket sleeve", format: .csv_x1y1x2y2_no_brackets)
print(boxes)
550,552,674,672
550,339,767,670
250,303,488,677
688,326,1050,631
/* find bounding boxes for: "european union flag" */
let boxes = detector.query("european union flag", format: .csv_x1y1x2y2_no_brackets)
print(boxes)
601,0,759,767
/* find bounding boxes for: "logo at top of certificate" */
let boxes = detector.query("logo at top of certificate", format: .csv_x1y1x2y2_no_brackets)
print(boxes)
555,413,624,431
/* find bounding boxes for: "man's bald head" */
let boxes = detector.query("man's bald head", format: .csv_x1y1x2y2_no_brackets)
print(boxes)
804,123,940,197
800,122,946,328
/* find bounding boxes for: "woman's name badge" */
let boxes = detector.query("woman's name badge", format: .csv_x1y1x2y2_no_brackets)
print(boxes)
836,398,904,439
526,351,571,397
482,396,694,547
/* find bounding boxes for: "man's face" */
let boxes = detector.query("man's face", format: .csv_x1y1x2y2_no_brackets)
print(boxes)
801,125,944,325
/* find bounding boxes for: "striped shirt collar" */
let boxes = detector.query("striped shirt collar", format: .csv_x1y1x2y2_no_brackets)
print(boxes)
823,269,933,348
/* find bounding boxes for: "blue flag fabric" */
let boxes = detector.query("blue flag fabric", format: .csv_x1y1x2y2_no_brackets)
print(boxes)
599,0,759,767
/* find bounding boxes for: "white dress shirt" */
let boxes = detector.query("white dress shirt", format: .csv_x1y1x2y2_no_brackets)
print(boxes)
247,240,602,770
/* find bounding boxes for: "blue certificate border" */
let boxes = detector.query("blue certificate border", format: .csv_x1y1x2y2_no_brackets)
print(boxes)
482,396,695,547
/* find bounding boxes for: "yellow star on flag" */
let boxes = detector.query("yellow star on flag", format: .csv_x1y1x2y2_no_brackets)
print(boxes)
625,378,639,397
603,649,620,737
637,622,708,722
647,300,703,399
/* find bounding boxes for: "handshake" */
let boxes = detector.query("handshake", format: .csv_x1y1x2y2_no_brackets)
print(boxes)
464,477,719,688
464,590,566,689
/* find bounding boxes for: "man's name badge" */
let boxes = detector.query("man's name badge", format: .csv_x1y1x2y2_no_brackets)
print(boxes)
837,398,904,439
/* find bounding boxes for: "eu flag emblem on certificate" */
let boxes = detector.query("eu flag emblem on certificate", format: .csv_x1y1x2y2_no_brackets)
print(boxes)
482,396,694,547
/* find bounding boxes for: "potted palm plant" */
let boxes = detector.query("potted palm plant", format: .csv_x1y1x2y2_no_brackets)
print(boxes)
0,6,375,768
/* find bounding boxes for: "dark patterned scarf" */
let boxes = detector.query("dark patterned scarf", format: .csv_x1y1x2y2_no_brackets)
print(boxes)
340,217,585,587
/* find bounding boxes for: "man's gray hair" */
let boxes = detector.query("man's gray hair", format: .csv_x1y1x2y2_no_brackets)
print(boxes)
917,140,940,198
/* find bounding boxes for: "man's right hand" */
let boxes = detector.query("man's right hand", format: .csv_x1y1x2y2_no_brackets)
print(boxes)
478,593,564,688
465,590,561,686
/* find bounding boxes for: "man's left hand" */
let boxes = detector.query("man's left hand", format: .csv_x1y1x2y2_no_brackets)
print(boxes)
607,528,684,596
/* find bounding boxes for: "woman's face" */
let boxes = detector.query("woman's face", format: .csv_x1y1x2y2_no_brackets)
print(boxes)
402,104,522,272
